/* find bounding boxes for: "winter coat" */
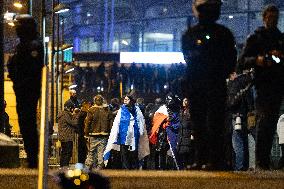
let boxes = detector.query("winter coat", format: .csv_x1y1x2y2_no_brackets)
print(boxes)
84,104,112,136
238,26,284,105
7,39,43,99
177,108,192,154
58,110,79,142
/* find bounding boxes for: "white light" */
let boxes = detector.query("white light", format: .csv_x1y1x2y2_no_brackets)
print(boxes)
55,8,70,14
67,170,74,178
65,68,74,73
131,84,134,90
69,84,77,89
272,55,281,63
75,163,84,170
8,22,15,27
164,85,168,89
121,40,129,46
87,13,91,17
120,52,186,64
229,15,234,19
44,36,50,42
101,87,104,92
145,33,173,40
63,46,73,51
97,86,101,90
4,11,16,21
205,35,210,40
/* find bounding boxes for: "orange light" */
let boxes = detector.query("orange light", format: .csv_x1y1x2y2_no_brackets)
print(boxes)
13,2,23,8
196,39,202,45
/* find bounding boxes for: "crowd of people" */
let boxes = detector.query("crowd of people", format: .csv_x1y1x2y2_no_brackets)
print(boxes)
2,0,283,174
57,81,283,171
71,61,186,101
55,1,284,172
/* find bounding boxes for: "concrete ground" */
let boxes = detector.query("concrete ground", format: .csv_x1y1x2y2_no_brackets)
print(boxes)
0,169,283,189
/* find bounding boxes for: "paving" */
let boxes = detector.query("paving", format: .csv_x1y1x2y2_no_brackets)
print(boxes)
0,169,283,189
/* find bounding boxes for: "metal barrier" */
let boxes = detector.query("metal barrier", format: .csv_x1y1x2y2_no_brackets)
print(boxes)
48,132,79,167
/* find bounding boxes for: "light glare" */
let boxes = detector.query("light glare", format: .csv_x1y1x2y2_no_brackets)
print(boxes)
120,52,186,64
13,2,23,8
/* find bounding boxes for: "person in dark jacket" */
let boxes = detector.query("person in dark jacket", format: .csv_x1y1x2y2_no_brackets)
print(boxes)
177,98,194,169
75,101,91,164
7,15,44,168
238,4,284,170
58,101,79,167
181,0,237,170
227,71,254,171
65,89,80,109
84,95,112,170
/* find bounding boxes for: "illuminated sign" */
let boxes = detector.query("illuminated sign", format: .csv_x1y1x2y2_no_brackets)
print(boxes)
120,52,186,64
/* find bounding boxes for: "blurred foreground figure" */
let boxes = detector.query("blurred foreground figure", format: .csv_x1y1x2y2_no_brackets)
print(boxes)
181,0,237,170
55,164,110,189
7,15,44,168
238,4,284,170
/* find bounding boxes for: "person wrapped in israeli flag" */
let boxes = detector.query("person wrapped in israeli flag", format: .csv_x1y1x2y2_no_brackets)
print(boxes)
103,92,150,169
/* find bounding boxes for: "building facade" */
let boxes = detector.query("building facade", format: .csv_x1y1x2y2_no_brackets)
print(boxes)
60,0,284,53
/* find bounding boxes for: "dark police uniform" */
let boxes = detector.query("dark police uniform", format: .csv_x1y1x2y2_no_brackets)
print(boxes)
238,26,284,169
7,16,44,168
182,22,237,169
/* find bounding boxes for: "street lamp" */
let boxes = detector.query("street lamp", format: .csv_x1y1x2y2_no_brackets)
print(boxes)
54,3,70,14
13,2,23,9
13,1,32,15
61,43,73,51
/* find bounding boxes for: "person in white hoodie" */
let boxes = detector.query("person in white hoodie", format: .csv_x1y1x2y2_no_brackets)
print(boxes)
277,113,284,169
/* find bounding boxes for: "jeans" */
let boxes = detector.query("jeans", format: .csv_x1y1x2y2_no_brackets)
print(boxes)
232,119,248,171
85,136,108,169
248,133,256,170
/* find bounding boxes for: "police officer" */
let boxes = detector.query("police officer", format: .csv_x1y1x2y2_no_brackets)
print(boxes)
7,15,44,168
181,0,237,170
238,5,284,170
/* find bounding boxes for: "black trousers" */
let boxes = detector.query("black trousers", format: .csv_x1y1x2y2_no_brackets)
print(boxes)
255,94,282,169
15,91,39,168
188,84,226,169
120,145,138,169
60,141,73,167
78,136,87,164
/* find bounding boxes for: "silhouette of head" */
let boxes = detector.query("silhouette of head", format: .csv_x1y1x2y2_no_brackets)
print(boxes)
15,14,37,40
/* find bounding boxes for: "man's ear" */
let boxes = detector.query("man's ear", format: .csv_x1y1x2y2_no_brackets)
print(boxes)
192,4,199,19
